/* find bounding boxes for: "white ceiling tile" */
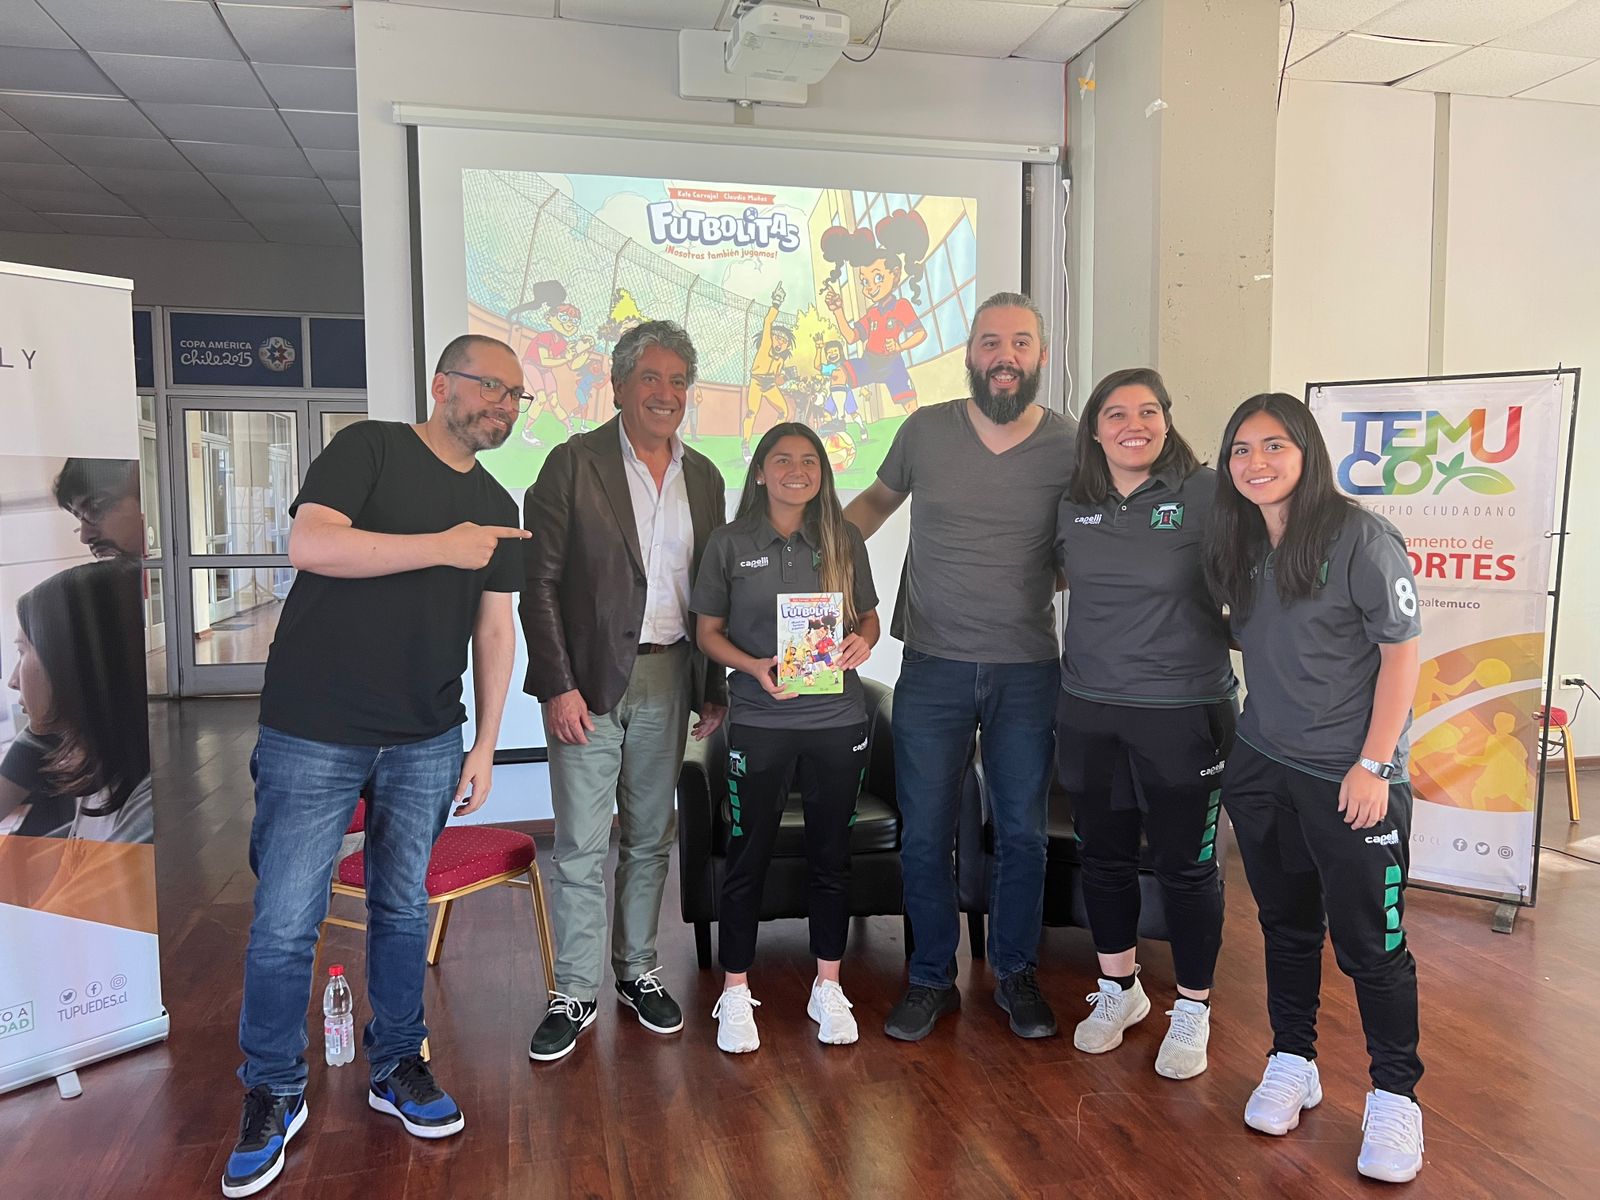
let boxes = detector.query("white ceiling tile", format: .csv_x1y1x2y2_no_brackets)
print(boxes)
0,1,76,50
560,0,723,30
0,161,97,190
324,177,358,205
303,147,358,179
338,202,358,232
123,189,242,219
90,52,273,106
5,186,133,215
0,46,118,93
1288,33,1465,83
178,141,314,176
233,200,341,223
1013,6,1124,62
1517,55,1600,102
1395,45,1591,97
1360,0,1573,47
39,212,162,237
0,130,69,164
37,0,241,59
0,111,19,132
213,174,333,203
1495,0,1600,59
86,166,223,196
1064,1,1134,7
148,216,264,242
0,94,161,138
219,3,355,68
1288,1,1406,32
0,211,64,233
380,0,554,13
280,109,357,151
881,0,1056,57
253,219,356,246
254,63,356,112
1281,25,1343,67
143,103,297,147
41,132,191,169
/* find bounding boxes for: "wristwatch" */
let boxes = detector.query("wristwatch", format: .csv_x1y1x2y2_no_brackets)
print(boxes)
1358,757,1395,780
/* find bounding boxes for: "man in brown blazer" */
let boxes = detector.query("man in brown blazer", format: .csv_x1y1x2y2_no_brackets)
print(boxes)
520,319,728,1061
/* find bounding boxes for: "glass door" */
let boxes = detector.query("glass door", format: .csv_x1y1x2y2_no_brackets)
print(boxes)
169,397,362,695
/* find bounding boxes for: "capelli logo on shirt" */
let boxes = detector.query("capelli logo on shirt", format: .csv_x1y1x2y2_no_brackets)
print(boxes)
1073,513,1102,526
1365,830,1400,846
738,556,770,570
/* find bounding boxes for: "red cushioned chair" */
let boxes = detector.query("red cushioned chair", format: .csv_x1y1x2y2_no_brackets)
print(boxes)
1537,707,1581,822
319,800,556,1000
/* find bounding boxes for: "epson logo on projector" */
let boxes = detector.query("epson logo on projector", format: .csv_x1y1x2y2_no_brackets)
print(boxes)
1365,831,1400,846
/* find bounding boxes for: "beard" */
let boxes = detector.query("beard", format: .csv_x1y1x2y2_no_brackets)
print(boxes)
443,399,513,451
967,361,1041,424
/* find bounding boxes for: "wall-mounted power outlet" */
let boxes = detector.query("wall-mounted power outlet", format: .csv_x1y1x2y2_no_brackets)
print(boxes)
1559,674,1587,689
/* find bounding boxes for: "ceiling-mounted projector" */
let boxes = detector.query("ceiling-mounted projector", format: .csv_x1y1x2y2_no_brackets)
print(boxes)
725,3,850,85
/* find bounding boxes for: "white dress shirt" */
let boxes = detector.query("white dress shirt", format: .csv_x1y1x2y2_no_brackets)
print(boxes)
618,419,693,646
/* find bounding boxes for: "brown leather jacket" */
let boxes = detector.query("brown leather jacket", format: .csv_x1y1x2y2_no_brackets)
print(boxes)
519,416,728,716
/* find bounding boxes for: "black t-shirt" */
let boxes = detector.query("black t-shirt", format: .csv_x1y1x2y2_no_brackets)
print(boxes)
259,421,521,745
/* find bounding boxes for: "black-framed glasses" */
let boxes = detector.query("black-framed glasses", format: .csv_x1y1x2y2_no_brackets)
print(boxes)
445,370,533,412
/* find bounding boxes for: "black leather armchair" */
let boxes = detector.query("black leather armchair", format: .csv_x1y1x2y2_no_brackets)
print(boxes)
677,678,904,969
958,745,1228,954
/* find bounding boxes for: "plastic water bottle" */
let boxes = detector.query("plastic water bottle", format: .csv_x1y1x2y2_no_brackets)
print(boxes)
323,965,355,1066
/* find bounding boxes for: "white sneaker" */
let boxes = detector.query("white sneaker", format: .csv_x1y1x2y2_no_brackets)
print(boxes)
712,985,760,1054
807,978,859,1045
1358,1090,1425,1183
1154,998,1210,1080
1244,1052,1323,1135
1073,974,1151,1054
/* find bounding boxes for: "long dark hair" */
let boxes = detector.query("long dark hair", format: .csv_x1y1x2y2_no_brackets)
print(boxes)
16,560,149,814
1071,367,1201,505
1203,393,1356,621
733,423,860,632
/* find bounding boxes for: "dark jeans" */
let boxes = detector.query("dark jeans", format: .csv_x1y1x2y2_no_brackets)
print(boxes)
1223,740,1423,1097
1055,692,1234,992
238,724,460,1095
717,722,869,974
893,650,1057,987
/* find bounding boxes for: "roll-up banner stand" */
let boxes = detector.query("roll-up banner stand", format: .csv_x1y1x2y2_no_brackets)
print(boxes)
1308,369,1580,912
1,261,168,1095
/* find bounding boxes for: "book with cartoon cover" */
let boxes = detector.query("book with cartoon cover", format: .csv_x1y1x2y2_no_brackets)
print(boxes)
776,592,845,696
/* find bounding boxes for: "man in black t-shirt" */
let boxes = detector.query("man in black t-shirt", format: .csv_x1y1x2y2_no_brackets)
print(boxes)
223,335,531,1200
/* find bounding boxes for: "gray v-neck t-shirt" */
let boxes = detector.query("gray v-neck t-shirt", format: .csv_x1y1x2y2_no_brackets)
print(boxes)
878,400,1076,663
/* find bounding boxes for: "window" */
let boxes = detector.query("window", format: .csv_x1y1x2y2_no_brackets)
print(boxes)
905,214,977,368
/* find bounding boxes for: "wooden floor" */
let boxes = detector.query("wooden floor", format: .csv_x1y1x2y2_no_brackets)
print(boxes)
4,699,1599,1199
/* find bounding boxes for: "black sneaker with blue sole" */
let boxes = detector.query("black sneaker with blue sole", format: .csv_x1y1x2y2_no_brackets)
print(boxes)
221,1086,307,1198
367,1055,465,1138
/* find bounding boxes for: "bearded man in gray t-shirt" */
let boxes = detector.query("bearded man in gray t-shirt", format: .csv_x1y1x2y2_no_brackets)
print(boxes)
845,292,1075,1044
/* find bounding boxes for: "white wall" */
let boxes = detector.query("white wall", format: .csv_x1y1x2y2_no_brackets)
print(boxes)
352,0,1064,419
1273,82,1600,755
0,233,363,312
1271,81,1435,398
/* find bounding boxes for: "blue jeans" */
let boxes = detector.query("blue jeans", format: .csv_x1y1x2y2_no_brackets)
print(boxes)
893,650,1057,987
238,724,461,1094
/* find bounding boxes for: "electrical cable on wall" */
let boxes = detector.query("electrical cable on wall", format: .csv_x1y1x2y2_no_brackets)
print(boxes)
844,0,893,64
1278,1,1295,109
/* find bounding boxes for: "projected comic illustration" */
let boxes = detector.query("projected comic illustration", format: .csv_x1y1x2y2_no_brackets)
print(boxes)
462,170,979,494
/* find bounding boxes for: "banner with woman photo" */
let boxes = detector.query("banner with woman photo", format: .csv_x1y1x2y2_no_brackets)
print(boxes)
1309,373,1568,902
0,261,166,1093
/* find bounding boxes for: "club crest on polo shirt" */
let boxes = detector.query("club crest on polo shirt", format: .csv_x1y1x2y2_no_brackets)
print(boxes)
1150,502,1184,530
728,749,747,778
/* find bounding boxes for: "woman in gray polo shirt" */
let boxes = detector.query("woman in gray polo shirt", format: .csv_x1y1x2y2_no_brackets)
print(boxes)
1054,368,1236,1082
691,422,880,1055
1204,392,1425,1185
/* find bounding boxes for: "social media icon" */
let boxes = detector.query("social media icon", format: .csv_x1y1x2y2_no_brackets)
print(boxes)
1453,838,1468,852
1475,842,1491,856
110,974,127,991
86,981,102,999
59,989,75,1005
1497,845,1514,860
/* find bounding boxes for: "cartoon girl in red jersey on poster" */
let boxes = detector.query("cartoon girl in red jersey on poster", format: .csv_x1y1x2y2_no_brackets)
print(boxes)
508,279,582,447
820,210,931,416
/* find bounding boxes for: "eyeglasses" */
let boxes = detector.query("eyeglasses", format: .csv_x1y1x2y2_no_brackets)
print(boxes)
444,370,534,412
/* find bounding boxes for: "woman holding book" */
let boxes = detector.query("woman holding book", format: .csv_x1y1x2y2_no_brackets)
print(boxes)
691,422,880,1054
